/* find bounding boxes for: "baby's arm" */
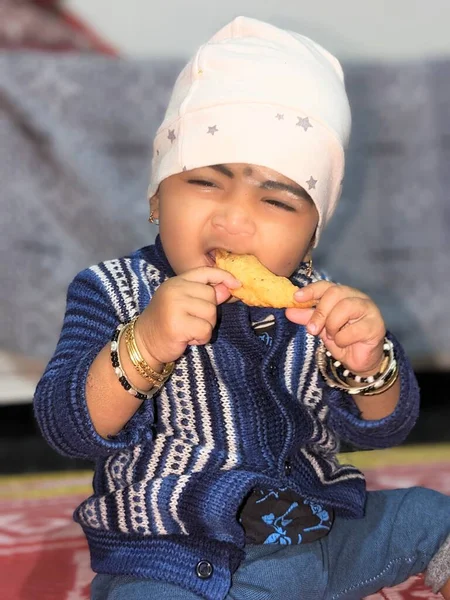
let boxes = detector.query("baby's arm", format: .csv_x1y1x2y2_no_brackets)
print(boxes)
85,265,239,438
33,267,142,459
287,280,419,448
324,333,419,449
34,264,240,458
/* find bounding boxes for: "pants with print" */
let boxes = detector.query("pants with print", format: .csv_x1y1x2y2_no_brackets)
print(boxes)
91,487,450,600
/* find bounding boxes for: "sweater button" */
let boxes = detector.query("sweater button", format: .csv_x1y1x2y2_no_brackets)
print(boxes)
269,362,278,376
284,459,292,476
196,559,213,579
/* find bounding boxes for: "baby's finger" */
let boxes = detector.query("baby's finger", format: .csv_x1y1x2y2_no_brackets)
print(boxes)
213,282,233,305
333,317,385,349
293,280,336,304
183,314,214,346
185,297,218,328
323,297,371,340
304,285,367,336
182,266,241,290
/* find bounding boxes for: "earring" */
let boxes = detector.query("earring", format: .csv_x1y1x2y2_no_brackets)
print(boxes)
148,211,159,226
306,257,313,278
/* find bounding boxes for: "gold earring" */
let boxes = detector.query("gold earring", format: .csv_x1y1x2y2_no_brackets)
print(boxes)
148,211,159,226
306,257,313,278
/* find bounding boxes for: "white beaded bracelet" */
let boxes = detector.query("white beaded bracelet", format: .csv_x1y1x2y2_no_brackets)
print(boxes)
316,337,398,396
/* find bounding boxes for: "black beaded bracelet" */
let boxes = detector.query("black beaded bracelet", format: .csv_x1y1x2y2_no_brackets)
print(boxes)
316,337,398,396
111,323,152,401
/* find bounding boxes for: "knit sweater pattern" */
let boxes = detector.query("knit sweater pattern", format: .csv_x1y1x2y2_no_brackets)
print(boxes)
34,237,420,600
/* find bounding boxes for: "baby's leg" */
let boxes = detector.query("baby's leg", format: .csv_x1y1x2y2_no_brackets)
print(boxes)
323,487,450,600
90,573,202,599
90,545,327,600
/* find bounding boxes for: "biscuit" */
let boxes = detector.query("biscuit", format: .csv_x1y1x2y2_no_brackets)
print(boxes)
215,250,316,309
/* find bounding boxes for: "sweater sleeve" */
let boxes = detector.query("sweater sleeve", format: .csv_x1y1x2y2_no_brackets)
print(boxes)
33,267,155,460
324,332,420,449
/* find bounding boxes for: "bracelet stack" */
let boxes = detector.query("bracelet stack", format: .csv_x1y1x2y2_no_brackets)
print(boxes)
110,317,174,400
124,317,175,389
316,337,399,396
110,323,151,400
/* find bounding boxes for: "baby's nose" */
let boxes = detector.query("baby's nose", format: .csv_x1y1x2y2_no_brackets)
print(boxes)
211,200,256,236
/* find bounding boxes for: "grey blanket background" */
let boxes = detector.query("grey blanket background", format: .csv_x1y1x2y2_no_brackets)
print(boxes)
1,54,449,369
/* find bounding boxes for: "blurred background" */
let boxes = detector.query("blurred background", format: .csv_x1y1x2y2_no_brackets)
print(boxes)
1,0,450,474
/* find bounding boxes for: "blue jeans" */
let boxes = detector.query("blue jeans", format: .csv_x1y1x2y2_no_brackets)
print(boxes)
91,487,450,600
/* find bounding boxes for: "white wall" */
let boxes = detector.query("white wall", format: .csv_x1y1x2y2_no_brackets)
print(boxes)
64,0,450,61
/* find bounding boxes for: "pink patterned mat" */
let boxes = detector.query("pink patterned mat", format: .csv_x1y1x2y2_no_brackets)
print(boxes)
0,458,449,599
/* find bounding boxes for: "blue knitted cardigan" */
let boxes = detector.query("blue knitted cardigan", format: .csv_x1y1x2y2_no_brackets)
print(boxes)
34,236,420,600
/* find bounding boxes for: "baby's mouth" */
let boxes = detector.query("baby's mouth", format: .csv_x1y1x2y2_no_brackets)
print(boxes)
206,248,234,266
205,250,217,266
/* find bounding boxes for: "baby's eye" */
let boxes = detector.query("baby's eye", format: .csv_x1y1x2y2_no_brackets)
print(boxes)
187,179,216,187
265,199,296,212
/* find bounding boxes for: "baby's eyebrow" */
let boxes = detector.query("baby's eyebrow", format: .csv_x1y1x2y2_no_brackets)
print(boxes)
261,180,313,203
210,164,234,178
210,164,254,178
208,164,312,203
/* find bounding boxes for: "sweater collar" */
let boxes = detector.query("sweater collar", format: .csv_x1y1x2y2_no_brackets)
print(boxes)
217,302,299,357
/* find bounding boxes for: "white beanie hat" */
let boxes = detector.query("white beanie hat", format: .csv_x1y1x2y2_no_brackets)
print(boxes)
148,16,351,244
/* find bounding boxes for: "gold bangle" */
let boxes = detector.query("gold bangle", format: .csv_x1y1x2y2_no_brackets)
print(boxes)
358,366,399,396
124,317,174,388
110,323,152,400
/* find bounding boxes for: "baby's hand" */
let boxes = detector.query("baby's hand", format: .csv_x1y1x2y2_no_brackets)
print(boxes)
134,267,241,365
286,281,386,375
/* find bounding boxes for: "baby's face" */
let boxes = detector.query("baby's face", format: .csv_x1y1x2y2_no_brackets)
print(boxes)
150,163,319,277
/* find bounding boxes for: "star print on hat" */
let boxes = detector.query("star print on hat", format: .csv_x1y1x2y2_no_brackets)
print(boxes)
148,16,351,244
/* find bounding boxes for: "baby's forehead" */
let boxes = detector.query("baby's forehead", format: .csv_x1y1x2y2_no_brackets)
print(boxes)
201,163,292,183
191,163,312,202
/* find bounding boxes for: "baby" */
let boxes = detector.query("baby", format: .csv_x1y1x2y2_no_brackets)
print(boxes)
34,16,450,600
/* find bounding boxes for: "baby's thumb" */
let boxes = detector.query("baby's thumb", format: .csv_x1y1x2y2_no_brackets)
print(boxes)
285,307,315,326
214,282,234,305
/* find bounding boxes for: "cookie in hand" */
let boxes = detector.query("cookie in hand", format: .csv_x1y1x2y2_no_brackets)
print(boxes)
215,250,316,309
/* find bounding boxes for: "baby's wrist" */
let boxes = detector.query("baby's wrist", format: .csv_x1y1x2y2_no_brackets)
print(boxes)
316,337,397,396
348,356,385,379
118,333,155,393
126,316,175,390
133,317,165,373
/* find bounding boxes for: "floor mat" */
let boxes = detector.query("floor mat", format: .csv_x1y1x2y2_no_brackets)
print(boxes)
1,445,449,599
